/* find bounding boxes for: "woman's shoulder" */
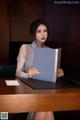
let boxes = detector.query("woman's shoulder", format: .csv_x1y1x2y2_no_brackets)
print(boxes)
18,44,32,57
19,44,32,53
20,44,32,49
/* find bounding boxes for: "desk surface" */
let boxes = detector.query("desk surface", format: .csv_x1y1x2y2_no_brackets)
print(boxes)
0,78,80,113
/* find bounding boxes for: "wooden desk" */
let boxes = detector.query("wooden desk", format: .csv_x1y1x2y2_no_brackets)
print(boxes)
0,78,80,113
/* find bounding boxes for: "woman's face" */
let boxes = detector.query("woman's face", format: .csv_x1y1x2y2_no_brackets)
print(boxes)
35,24,48,44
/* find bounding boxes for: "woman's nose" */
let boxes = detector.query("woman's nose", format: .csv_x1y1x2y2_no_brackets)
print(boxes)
41,32,45,35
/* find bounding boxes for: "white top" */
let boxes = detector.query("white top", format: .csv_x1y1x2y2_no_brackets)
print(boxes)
16,42,45,78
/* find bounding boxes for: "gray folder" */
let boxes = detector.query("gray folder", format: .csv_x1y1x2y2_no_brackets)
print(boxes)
32,47,61,82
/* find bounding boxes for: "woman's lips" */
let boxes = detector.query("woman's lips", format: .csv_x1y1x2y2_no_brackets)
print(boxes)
41,37,45,40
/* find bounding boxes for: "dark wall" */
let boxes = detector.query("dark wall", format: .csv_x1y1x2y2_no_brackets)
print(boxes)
10,0,44,42
44,0,80,73
0,0,80,75
0,0,9,64
0,0,44,64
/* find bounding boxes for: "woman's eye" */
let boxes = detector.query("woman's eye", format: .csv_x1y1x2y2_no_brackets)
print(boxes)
44,29,47,32
37,29,47,33
37,30,41,33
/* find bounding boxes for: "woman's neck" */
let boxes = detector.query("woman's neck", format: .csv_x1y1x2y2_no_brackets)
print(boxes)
35,41,44,48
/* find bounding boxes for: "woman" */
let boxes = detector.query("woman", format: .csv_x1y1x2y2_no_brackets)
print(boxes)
16,18,64,120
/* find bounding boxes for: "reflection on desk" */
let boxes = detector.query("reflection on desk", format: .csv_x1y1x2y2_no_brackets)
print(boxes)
0,78,80,113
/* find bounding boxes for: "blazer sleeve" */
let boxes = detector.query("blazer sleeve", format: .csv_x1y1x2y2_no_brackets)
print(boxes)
15,44,28,78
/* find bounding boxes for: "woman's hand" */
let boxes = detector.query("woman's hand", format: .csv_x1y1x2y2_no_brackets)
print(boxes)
57,68,64,78
28,68,39,78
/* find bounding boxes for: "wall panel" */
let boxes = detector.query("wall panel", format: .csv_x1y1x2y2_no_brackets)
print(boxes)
10,0,44,42
44,0,80,73
0,0,9,64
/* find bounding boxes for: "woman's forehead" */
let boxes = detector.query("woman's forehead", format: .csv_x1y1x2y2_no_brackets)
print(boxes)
37,24,47,29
